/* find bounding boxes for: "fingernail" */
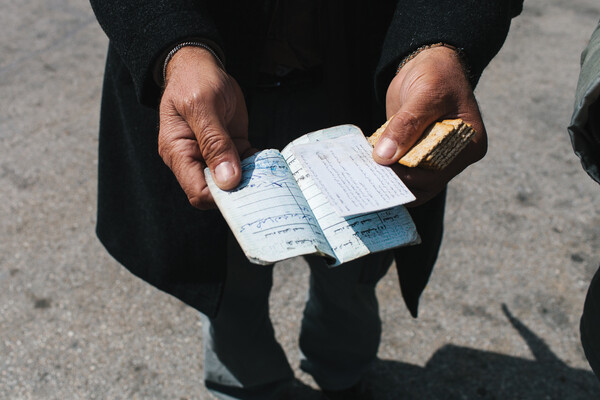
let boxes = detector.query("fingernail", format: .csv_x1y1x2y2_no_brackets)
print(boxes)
375,137,398,160
215,161,235,185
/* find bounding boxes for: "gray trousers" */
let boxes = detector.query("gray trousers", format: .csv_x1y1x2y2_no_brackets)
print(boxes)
202,233,393,399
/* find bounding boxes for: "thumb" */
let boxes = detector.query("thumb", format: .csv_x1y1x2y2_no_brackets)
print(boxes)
373,104,439,165
187,106,242,190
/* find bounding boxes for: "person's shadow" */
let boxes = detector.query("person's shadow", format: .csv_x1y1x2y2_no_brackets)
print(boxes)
359,304,600,399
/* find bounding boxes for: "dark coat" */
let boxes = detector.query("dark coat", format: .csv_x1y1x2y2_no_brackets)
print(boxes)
90,0,523,318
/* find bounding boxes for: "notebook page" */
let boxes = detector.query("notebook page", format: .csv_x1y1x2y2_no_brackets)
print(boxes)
206,150,335,265
291,131,415,216
282,125,419,266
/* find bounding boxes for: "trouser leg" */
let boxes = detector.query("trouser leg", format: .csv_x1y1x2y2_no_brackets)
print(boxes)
202,233,294,400
299,251,394,390
581,265,600,380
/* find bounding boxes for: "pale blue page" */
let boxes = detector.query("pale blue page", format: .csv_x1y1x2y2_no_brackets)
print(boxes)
205,150,335,265
281,125,420,266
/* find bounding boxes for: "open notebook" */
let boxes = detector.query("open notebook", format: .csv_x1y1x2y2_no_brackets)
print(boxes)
206,125,420,266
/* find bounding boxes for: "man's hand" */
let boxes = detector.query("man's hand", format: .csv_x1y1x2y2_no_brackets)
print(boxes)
158,46,254,209
374,46,487,206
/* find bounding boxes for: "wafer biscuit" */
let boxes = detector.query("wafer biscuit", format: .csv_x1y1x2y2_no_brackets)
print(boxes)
368,118,476,170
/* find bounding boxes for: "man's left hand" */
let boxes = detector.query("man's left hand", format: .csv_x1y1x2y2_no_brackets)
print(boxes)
374,45,487,206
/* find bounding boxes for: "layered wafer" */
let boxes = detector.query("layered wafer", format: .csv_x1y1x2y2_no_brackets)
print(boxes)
368,118,476,170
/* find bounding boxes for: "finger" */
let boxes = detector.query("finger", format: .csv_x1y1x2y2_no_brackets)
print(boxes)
162,136,216,209
183,95,242,190
455,111,488,166
158,103,218,208
391,162,452,206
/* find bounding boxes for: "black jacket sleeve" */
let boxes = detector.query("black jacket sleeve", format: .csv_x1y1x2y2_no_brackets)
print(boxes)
375,0,524,99
89,0,223,107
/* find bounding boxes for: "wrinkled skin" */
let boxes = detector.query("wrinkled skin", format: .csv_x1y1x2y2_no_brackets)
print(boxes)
159,47,254,209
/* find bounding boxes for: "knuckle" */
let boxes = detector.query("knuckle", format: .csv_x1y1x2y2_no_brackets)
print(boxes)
163,140,191,175
182,79,227,110
187,194,204,209
179,78,239,128
157,127,186,165
181,89,229,129
198,129,231,161
182,90,209,113
187,193,212,210
157,137,172,165
179,88,213,115
181,92,198,111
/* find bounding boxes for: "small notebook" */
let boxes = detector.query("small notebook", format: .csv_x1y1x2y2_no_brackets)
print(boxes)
206,125,420,266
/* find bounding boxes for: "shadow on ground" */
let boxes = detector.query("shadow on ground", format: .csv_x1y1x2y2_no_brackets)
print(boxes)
363,305,600,400
291,305,600,399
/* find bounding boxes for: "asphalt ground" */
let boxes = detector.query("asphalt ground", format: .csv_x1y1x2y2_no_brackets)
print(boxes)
2,0,600,399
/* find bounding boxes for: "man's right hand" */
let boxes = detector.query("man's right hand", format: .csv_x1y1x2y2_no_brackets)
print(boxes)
158,46,254,209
